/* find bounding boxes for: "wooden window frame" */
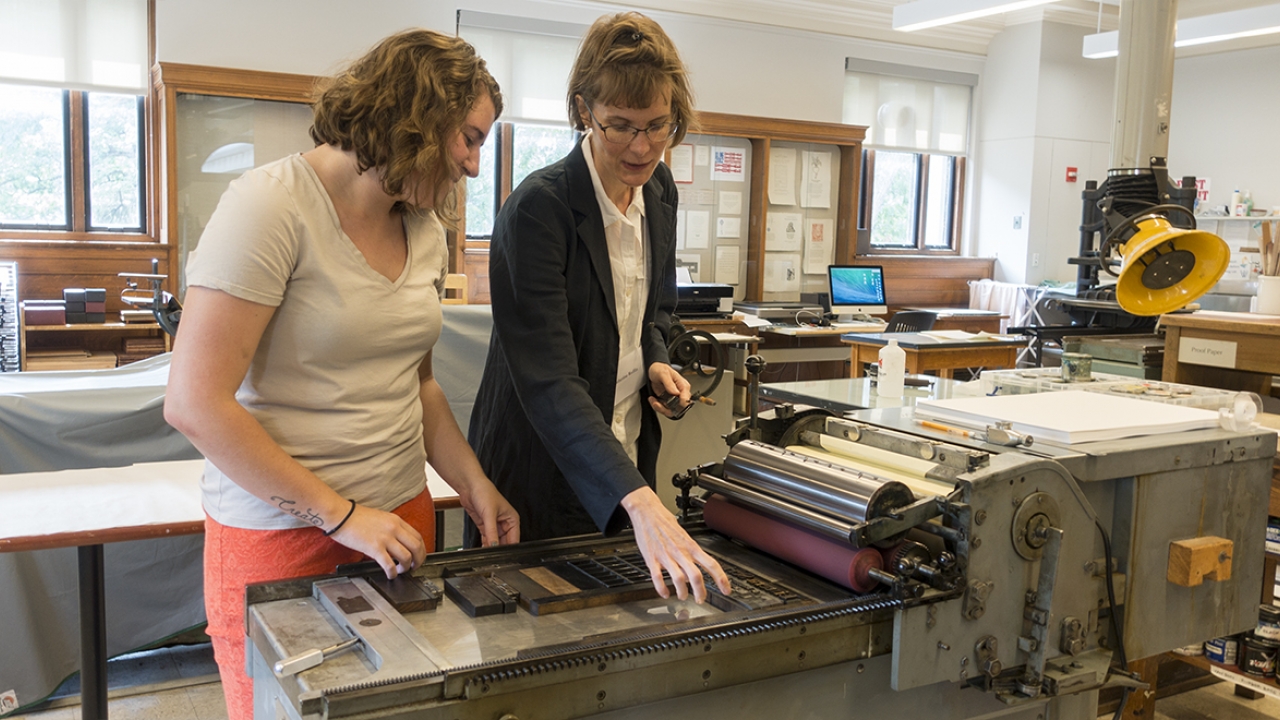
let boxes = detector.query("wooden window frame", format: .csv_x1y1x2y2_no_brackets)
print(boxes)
0,87,150,241
83,92,148,234
857,148,964,256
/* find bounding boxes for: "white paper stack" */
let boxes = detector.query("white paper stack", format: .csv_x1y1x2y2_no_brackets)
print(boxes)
914,390,1221,445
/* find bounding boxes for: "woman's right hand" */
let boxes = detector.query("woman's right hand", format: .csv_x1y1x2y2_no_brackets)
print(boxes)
329,504,428,579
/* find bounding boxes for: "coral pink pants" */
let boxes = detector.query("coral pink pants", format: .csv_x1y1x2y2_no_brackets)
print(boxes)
203,491,434,720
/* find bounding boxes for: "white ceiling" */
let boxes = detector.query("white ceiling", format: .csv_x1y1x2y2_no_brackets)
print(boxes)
599,0,1280,58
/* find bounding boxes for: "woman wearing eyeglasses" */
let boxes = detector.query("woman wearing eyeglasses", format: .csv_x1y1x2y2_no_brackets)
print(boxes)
468,11,731,603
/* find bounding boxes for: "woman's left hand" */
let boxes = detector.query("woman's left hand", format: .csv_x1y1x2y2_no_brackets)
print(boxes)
647,363,691,418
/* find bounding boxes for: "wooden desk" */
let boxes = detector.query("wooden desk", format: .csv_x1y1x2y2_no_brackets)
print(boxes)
1160,311,1280,394
0,460,460,720
754,322,889,382
841,332,1024,379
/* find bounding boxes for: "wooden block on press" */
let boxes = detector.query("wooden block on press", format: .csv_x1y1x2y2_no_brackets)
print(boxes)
1167,536,1233,587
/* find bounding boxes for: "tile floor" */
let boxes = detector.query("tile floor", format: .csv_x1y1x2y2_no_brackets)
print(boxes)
11,642,1280,720
15,644,225,720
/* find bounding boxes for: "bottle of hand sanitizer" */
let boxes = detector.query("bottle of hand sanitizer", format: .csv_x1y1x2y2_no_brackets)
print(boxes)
877,339,905,398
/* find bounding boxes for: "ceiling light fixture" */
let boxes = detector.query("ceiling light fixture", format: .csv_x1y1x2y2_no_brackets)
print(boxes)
1083,3,1280,58
893,0,1062,33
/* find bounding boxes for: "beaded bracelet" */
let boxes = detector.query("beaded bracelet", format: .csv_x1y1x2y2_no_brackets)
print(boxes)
323,499,356,537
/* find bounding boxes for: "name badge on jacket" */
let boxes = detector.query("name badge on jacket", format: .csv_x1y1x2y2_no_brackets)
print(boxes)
614,346,646,409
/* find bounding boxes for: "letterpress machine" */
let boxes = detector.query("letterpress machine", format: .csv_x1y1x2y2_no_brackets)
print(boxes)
245,397,1272,720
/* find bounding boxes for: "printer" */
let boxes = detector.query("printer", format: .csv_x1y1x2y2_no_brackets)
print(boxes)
732,300,823,323
676,283,734,318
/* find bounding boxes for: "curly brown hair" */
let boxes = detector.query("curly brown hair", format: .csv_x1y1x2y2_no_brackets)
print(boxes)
566,13,695,146
310,29,502,218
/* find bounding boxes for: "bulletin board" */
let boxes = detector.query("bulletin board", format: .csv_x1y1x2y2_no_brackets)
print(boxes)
762,141,841,301
666,135,752,302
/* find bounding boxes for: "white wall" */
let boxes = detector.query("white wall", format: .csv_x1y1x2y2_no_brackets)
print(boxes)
1026,23,1114,285
973,22,1041,281
1169,44,1280,213
157,0,984,124
155,0,456,76
974,21,1117,285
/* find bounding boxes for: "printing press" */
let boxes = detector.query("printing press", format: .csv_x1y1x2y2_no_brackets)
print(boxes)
246,398,1274,720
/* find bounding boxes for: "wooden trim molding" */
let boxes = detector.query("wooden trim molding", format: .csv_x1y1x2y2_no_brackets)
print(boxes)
745,137,770,299
152,63,319,104
696,111,867,146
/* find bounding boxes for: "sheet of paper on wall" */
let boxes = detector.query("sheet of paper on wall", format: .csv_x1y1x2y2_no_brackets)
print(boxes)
715,245,740,285
676,253,701,282
695,189,715,206
685,210,710,249
718,190,742,215
716,216,741,239
710,146,747,182
669,144,694,183
764,253,802,293
677,186,692,207
675,210,687,249
766,212,803,252
799,150,832,209
768,147,797,206
694,145,710,167
804,218,834,274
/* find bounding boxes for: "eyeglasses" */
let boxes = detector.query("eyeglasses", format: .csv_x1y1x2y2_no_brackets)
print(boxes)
586,104,678,145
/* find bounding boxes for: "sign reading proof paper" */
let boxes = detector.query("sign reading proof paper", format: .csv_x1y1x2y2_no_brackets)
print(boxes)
1177,336,1237,369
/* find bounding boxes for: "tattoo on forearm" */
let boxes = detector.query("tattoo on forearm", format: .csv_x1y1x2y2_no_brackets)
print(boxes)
272,496,324,527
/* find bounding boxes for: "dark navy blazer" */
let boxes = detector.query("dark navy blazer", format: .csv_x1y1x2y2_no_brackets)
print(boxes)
467,141,678,542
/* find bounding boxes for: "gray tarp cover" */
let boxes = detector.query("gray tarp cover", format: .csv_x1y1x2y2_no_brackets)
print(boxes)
0,306,493,713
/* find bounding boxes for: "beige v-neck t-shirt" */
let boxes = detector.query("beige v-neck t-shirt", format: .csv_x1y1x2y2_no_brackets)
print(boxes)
185,154,447,530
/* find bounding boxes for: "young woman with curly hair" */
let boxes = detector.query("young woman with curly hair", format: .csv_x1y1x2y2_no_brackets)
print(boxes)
164,29,519,719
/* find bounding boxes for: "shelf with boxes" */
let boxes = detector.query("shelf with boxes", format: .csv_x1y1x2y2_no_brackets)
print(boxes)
19,320,170,371
18,285,171,371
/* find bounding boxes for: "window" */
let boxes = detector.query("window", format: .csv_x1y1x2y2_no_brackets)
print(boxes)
511,123,577,191
0,83,145,234
1,0,149,238
464,121,579,239
0,85,65,228
465,132,499,238
844,61,975,254
457,13,586,240
86,92,145,230
861,150,965,252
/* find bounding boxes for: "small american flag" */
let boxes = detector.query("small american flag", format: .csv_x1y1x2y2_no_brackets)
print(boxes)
714,150,743,174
